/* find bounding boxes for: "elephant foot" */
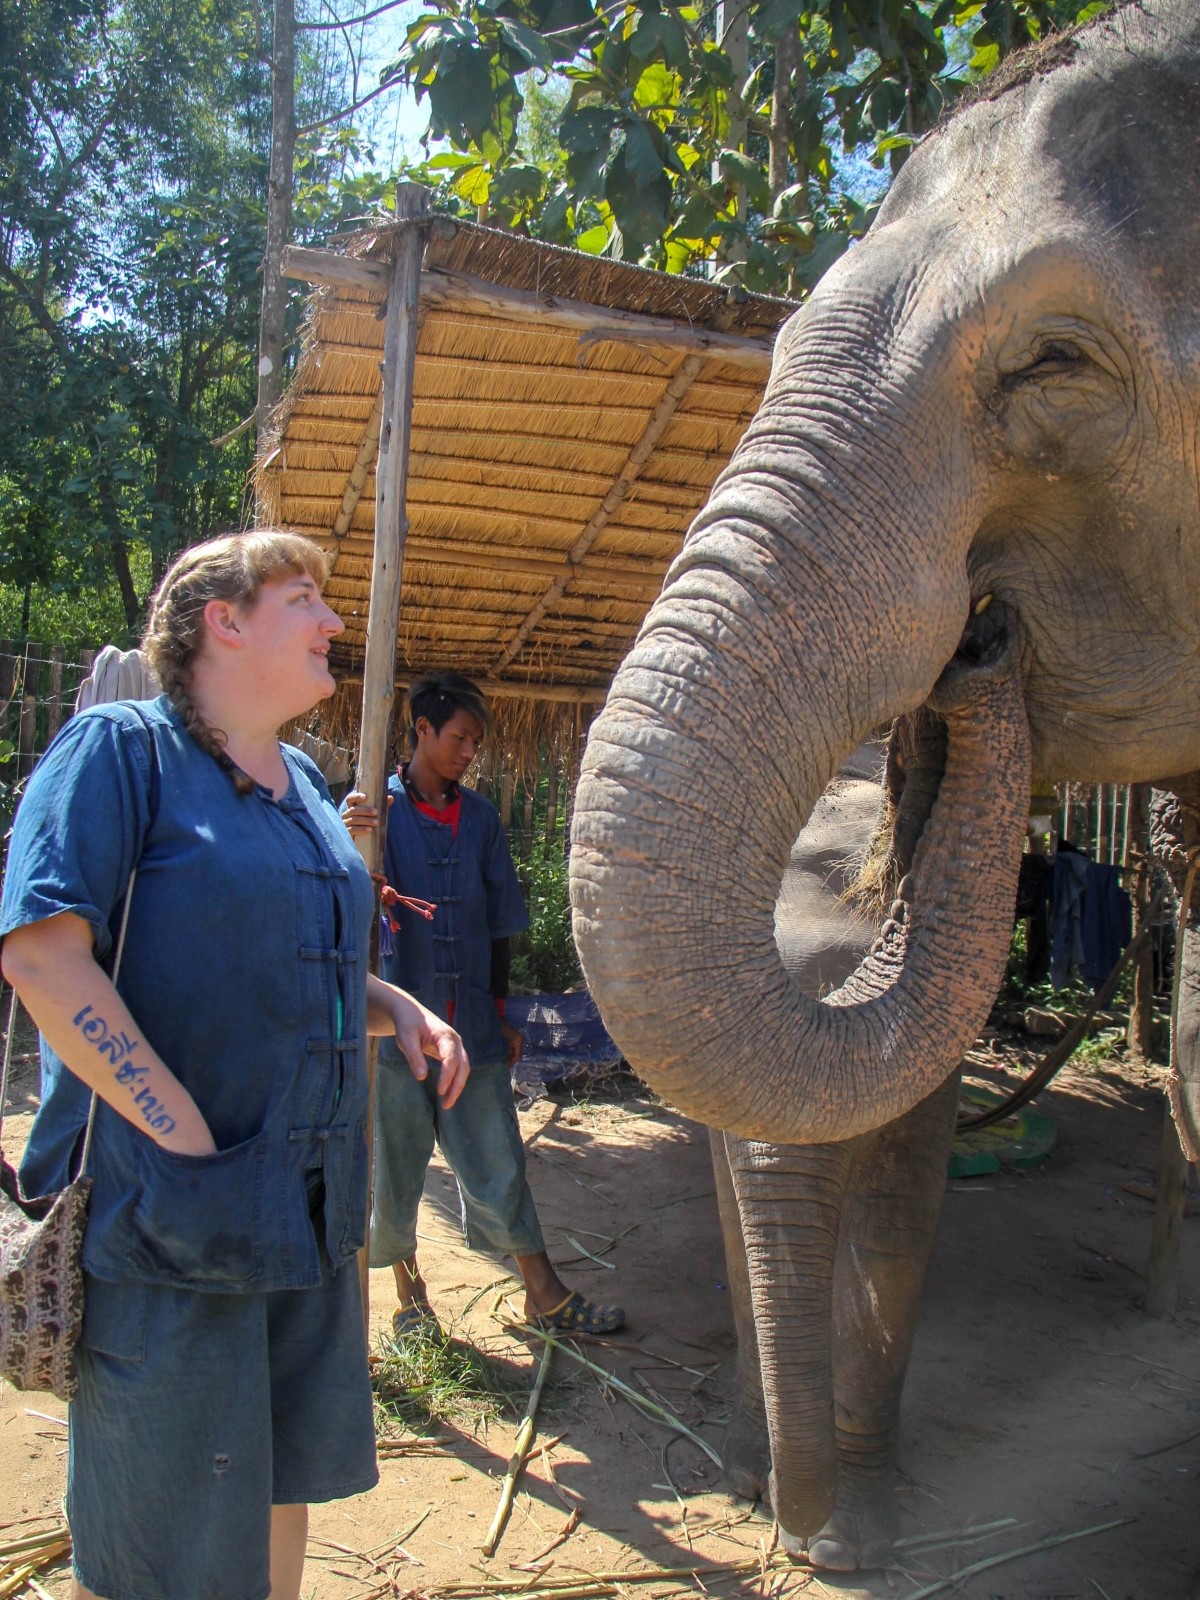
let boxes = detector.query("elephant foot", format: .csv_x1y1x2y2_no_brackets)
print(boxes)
804,1477,898,1572
723,1398,771,1503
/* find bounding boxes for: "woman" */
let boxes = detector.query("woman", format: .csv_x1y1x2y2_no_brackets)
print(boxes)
0,532,468,1600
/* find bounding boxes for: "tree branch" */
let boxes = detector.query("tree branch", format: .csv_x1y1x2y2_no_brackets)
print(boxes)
298,0,408,29
211,412,255,448
295,75,399,135
25,87,70,172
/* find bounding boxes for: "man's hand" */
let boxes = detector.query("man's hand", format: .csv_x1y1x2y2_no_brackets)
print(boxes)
341,790,392,838
367,976,470,1108
499,1017,524,1070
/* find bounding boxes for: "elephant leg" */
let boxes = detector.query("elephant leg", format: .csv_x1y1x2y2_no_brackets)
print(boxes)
727,1133,853,1549
807,1071,961,1572
709,1128,770,1500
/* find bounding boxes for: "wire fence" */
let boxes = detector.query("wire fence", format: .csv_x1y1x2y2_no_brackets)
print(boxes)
0,641,98,778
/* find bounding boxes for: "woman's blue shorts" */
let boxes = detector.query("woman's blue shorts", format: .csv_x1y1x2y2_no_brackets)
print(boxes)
68,1259,378,1600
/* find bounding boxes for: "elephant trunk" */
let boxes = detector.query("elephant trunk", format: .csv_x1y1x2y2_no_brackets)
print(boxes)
571,409,1031,1142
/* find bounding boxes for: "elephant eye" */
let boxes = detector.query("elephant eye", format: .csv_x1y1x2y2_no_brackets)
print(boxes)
1017,339,1085,379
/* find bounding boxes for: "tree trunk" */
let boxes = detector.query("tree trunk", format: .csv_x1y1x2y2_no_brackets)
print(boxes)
256,0,296,446
715,0,749,275
94,463,141,630
768,29,798,203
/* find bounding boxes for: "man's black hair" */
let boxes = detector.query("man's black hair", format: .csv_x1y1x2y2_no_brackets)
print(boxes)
405,671,494,750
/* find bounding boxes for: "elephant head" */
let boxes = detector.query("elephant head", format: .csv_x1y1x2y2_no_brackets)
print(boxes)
570,2,1200,1149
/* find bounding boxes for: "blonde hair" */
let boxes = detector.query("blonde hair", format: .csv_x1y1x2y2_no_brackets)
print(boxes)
143,530,330,794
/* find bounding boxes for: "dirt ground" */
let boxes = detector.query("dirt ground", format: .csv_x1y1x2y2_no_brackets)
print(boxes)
3,1030,1200,1600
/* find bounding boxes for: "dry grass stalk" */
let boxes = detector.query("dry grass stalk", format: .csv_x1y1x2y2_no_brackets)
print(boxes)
521,1506,583,1567
901,1517,1135,1600
512,1325,722,1469
483,1339,556,1556
411,1551,812,1599
0,1527,72,1600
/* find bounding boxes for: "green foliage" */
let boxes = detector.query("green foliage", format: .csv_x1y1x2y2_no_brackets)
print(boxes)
0,0,396,648
512,832,583,993
376,0,1108,286
372,1324,527,1436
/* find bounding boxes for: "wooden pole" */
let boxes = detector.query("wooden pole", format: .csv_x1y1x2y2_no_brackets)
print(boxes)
352,182,431,1337
47,646,64,742
18,643,43,777
545,764,559,846
521,782,534,858
1126,784,1154,1061
1146,851,1200,1317
1146,1105,1189,1317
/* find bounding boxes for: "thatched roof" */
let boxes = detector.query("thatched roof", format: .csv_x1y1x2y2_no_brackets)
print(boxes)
255,216,796,765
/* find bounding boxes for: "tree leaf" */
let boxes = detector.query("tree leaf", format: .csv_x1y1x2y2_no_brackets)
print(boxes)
575,221,611,253
497,18,554,71
620,119,664,190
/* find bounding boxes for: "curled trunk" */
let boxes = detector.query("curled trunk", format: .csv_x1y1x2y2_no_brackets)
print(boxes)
571,505,1030,1146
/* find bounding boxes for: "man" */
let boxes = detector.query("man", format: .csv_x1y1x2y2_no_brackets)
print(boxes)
343,671,624,1338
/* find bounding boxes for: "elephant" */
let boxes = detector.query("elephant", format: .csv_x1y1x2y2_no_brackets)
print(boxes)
568,0,1200,1573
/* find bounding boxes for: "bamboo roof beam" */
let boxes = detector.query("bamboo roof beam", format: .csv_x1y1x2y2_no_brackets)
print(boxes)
314,536,667,595
336,672,608,704
492,351,707,672
281,246,776,373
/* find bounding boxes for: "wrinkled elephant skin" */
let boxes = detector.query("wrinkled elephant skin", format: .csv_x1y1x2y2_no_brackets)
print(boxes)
570,2,1200,1572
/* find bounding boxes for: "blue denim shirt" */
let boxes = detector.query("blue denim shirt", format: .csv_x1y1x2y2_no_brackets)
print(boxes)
374,774,527,1070
0,697,375,1293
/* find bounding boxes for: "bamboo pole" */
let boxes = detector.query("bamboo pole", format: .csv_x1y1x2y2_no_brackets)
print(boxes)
545,765,559,844
481,1339,554,1556
1126,784,1154,1061
338,674,608,706
353,181,431,1335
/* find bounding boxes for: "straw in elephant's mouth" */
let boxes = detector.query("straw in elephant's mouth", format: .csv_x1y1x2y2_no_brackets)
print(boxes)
944,594,1017,677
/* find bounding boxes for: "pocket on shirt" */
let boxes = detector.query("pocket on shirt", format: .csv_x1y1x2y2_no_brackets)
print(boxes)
81,1275,150,1362
125,1131,268,1289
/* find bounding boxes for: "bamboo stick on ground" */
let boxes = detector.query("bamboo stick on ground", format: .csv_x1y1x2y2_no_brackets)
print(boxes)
482,1338,555,1557
515,1324,722,1469
901,1518,1134,1600
0,1535,72,1600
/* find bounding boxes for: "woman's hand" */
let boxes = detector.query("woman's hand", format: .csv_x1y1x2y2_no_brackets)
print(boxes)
366,975,470,1108
341,790,391,838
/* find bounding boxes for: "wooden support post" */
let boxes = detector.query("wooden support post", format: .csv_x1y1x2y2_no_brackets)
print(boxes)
352,183,431,1335
1126,784,1154,1060
499,770,515,833
544,765,559,846
1146,846,1200,1317
47,647,64,742
1146,1103,1189,1317
0,641,14,744
18,643,43,776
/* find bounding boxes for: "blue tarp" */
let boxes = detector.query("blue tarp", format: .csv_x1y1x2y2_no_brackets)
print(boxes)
505,991,624,1086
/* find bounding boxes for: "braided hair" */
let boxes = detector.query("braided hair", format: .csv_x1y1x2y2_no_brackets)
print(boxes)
143,531,331,795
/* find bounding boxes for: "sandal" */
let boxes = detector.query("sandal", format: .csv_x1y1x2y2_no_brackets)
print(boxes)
531,1290,625,1336
391,1302,440,1340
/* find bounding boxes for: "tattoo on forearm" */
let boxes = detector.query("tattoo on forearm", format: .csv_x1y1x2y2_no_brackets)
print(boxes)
72,1004,178,1135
